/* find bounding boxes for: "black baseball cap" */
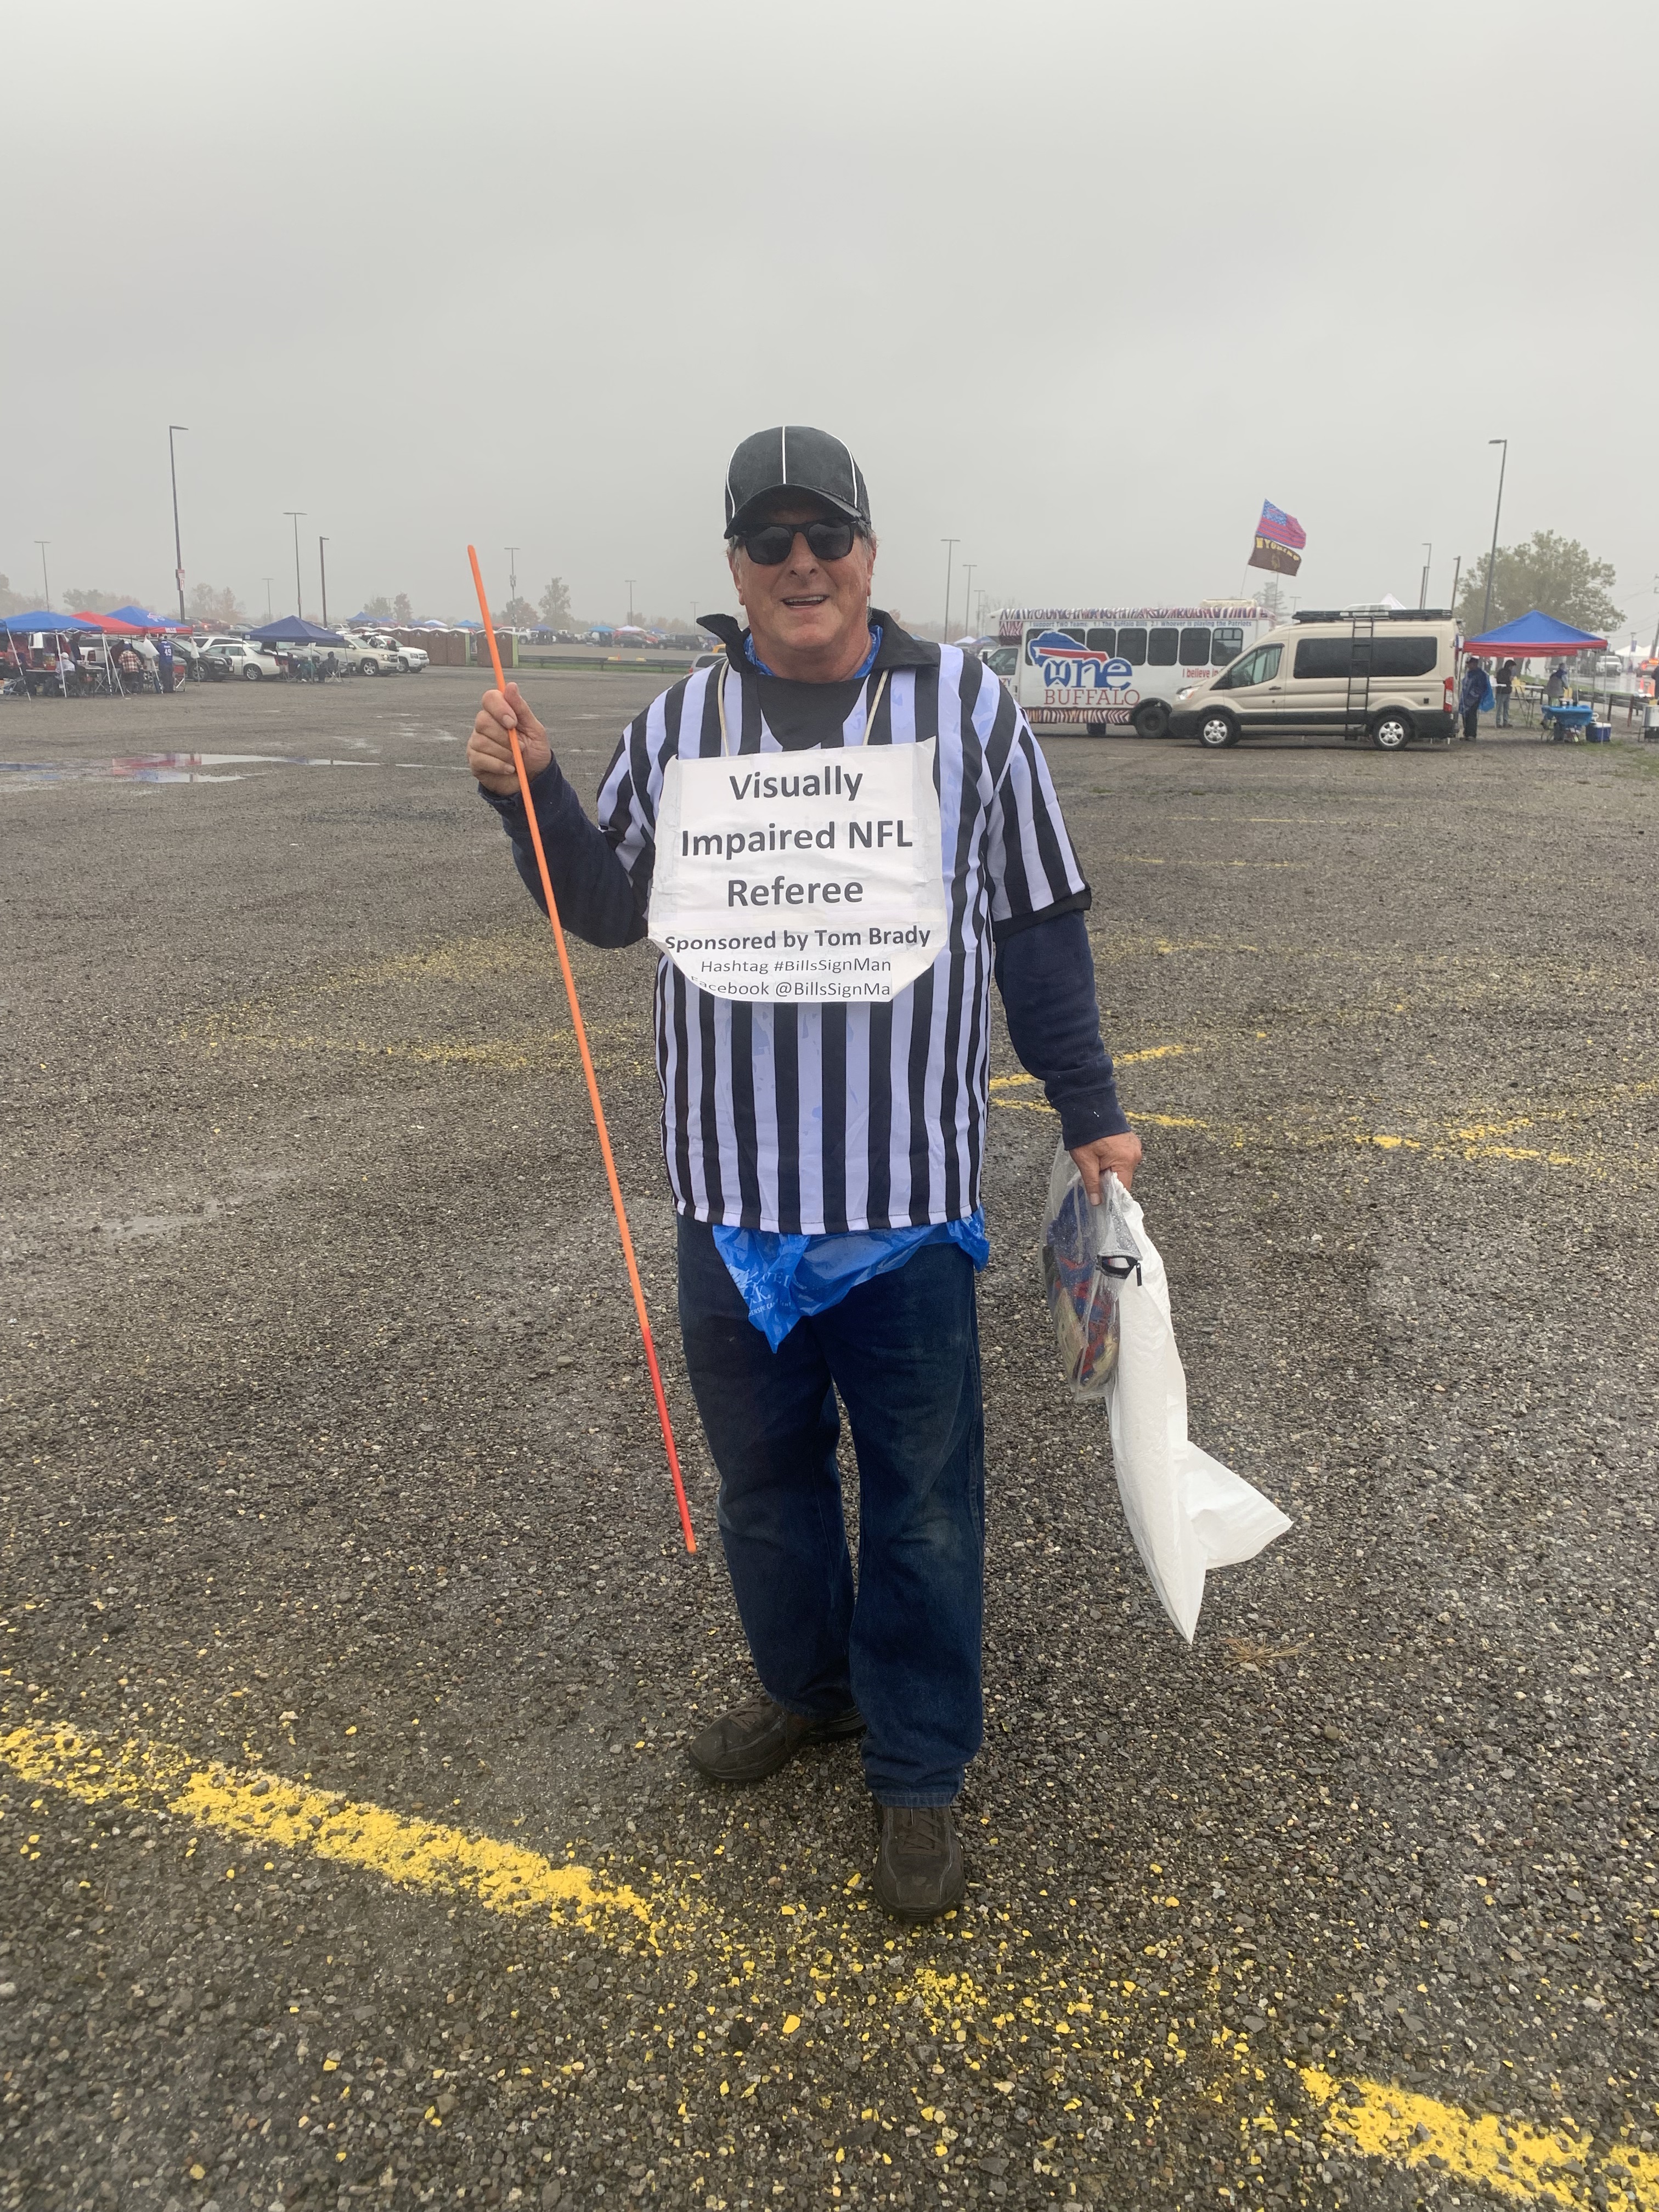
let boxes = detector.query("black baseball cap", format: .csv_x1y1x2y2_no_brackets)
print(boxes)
724,425,871,537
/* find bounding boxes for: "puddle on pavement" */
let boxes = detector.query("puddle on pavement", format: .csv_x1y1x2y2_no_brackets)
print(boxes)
0,752,376,791
381,718,459,744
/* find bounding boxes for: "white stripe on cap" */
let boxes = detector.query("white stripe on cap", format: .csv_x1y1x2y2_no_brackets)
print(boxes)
836,432,857,510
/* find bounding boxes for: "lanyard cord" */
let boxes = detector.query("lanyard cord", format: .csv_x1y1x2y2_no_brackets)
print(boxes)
716,655,890,758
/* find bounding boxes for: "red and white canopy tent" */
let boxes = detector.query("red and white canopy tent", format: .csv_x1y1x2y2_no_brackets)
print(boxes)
69,610,156,693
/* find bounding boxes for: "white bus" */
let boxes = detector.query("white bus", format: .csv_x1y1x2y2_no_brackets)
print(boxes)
990,602,1272,738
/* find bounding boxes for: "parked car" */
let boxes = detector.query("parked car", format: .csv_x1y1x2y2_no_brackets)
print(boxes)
200,639,283,682
335,631,404,677
1167,610,1460,751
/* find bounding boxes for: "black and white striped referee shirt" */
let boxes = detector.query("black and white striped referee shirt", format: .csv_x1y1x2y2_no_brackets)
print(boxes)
573,614,1093,1236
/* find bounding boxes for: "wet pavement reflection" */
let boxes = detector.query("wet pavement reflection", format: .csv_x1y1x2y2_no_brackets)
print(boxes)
1,752,390,791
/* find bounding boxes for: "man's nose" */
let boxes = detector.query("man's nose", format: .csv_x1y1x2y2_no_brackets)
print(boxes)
784,532,822,574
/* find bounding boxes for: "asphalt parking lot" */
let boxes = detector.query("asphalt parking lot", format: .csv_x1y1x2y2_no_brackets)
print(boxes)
3,669,1657,2212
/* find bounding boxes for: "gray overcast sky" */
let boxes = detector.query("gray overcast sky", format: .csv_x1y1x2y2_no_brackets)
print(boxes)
7,0,1655,636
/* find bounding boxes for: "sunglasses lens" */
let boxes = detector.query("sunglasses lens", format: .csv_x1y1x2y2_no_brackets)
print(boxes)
743,527,795,565
741,520,858,564
806,521,856,560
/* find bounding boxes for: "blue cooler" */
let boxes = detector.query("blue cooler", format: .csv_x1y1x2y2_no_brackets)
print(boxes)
1589,723,1611,743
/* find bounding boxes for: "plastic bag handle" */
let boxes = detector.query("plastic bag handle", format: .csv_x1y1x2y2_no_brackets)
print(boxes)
1098,1254,1142,1285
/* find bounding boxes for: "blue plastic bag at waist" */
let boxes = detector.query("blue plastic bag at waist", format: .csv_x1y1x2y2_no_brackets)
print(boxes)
713,1213,990,1351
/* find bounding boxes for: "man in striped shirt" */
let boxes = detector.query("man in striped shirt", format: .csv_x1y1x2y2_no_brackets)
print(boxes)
469,426,1141,1920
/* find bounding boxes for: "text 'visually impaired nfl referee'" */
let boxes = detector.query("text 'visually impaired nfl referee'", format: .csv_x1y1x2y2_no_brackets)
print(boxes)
648,738,947,1001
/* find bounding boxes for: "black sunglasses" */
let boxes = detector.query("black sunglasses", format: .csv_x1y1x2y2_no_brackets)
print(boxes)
733,517,861,565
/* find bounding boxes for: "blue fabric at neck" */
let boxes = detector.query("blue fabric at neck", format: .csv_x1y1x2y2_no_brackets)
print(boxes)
744,623,882,681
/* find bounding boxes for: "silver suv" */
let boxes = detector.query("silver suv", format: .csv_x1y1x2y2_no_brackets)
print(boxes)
334,632,403,677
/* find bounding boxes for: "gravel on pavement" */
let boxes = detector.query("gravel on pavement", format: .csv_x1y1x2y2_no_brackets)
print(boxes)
2,672,1655,2211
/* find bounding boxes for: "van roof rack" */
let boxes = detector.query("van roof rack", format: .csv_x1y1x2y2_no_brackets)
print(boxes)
1291,607,1454,624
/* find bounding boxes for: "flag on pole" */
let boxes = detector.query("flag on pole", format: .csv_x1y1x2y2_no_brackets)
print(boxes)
1248,500,1306,576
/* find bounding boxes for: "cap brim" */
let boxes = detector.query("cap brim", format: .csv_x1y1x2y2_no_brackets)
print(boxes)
726,486,866,538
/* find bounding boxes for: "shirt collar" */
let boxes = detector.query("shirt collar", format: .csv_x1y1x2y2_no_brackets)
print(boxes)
746,623,882,680
698,607,935,678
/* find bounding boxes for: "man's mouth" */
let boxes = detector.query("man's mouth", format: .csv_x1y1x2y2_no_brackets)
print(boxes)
781,594,830,608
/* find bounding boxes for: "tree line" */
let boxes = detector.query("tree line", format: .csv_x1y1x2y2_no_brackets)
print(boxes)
1453,531,1624,640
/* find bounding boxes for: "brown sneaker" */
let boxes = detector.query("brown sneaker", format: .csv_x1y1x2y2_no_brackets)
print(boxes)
873,1805,966,1922
687,1695,864,1785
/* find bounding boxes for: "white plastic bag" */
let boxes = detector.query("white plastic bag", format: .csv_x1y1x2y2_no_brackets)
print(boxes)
1048,1149,1292,1641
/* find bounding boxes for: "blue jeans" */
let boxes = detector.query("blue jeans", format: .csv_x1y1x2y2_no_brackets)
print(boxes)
676,1215,985,1807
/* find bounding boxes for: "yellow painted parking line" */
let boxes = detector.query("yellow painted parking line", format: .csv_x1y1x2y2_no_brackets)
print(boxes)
1301,2067,1659,2208
5,1718,1653,2205
1,1722,654,1937
1109,853,1304,871
989,1046,1189,1092
177,1022,651,1081
988,1073,1612,1173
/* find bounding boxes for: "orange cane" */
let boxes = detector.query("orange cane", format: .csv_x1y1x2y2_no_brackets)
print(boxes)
468,547,696,1554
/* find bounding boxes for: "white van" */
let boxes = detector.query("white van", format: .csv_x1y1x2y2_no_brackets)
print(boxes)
1166,608,1460,751
998,603,1272,738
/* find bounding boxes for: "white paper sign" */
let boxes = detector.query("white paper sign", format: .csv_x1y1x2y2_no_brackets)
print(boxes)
648,741,948,1004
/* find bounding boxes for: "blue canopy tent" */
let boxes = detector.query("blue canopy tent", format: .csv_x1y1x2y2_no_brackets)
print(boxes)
1463,611,1614,737
3,611,96,697
104,603,182,631
249,617,348,646
1461,611,1607,658
3,610,93,632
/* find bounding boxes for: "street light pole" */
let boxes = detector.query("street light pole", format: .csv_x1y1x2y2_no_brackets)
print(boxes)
940,539,960,641
1481,439,1508,631
1419,541,1432,611
262,578,275,620
318,538,329,629
168,426,189,623
960,562,976,641
625,579,636,623
284,513,307,619
506,546,521,602
35,540,49,609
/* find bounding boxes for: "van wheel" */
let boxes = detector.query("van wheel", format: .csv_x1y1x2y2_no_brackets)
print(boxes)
242,663,262,681
1370,709,1413,751
359,658,377,676
1197,709,1239,749
1133,699,1170,739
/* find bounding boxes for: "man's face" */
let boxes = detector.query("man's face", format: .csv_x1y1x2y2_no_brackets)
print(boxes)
727,500,876,664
